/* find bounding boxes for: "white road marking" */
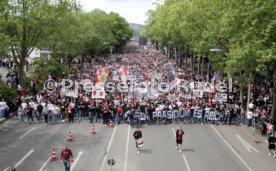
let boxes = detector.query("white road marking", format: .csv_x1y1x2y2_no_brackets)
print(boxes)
14,149,35,168
182,155,191,171
172,128,176,137
71,151,83,171
19,127,34,140
124,125,131,171
100,126,117,171
38,157,51,171
236,134,259,153
210,125,253,171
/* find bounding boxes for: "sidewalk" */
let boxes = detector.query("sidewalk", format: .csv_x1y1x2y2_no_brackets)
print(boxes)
240,123,269,147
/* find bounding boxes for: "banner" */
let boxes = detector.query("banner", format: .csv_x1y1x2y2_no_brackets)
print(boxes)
92,83,106,99
96,68,109,84
147,88,159,100
215,93,227,102
152,109,228,121
168,78,180,90
65,91,78,98
119,65,128,83
124,111,150,121
192,89,204,98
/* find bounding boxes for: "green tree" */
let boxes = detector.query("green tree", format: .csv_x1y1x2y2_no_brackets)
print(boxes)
0,0,79,85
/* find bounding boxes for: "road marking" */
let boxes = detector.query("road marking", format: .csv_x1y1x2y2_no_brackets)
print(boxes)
19,127,34,140
14,149,35,168
172,128,176,137
71,151,83,171
38,157,51,171
210,125,253,171
100,126,117,171
182,155,191,171
124,125,131,171
236,134,259,153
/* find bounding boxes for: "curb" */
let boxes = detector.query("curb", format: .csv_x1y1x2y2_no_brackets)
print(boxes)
0,112,15,124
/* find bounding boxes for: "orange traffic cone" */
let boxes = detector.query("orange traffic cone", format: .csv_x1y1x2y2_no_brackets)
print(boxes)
67,131,73,142
91,125,96,135
51,148,57,161
108,119,113,128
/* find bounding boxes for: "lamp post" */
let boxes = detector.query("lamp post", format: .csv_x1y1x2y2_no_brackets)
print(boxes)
209,46,223,81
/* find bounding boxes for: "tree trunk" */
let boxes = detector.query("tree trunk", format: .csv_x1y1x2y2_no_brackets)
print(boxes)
18,61,26,86
239,84,244,109
207,59,210,81
201,56,204,76
197,56,201,75
191,53,194,71
185,46,189,70
246,75,252,114
18,0,28,86
271,63,276,125
174,46,177,62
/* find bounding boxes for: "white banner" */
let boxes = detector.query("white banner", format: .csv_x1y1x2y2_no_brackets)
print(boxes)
192,89,204,98
92,83,106,99
215,93,227,102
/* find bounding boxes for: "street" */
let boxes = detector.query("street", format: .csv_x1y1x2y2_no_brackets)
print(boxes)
0,118,275,171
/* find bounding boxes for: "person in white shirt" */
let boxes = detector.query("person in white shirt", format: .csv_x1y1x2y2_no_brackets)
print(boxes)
0,100,9,120
248,101,254,110
247,110,253,127
21,101,27,111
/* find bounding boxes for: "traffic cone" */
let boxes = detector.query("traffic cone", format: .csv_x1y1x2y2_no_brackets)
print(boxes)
51,148,57,161
108,119,113,128
67,131,73,142
91,125,96,135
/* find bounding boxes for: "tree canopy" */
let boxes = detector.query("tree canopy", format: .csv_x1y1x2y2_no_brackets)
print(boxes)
0,0,133,84
145,0,276,121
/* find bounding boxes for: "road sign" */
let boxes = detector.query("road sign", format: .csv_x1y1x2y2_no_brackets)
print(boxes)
107,158,115,166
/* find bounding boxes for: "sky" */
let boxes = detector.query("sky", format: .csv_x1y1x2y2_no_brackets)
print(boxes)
79,0,156,25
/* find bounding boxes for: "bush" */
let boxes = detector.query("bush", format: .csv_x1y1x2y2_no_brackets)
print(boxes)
32,58,71,90
0,80,17,101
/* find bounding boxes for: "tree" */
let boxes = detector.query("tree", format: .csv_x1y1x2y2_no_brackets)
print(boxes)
0,0,79,85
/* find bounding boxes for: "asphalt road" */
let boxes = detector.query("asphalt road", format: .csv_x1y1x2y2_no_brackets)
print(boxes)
0,118,275,171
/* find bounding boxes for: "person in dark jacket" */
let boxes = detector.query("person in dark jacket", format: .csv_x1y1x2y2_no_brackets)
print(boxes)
26,105,33,124
268,131,276,158
36,103,43,122
133,127,143,154
176,126,184,152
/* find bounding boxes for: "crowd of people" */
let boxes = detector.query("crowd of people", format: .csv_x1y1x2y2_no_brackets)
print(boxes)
0,43,275,137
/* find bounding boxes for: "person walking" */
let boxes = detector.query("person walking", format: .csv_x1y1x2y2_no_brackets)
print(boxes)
60,146,73,171
36,102,43,123
268,131,276,158
67,101,75,124
42,103,49,125
18,106,24,124
133,127,143,154
26,105,33,124
175,126,184,152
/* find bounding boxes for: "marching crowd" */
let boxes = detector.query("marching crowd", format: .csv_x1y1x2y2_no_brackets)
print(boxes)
9,45,273,133
0,43,275,159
